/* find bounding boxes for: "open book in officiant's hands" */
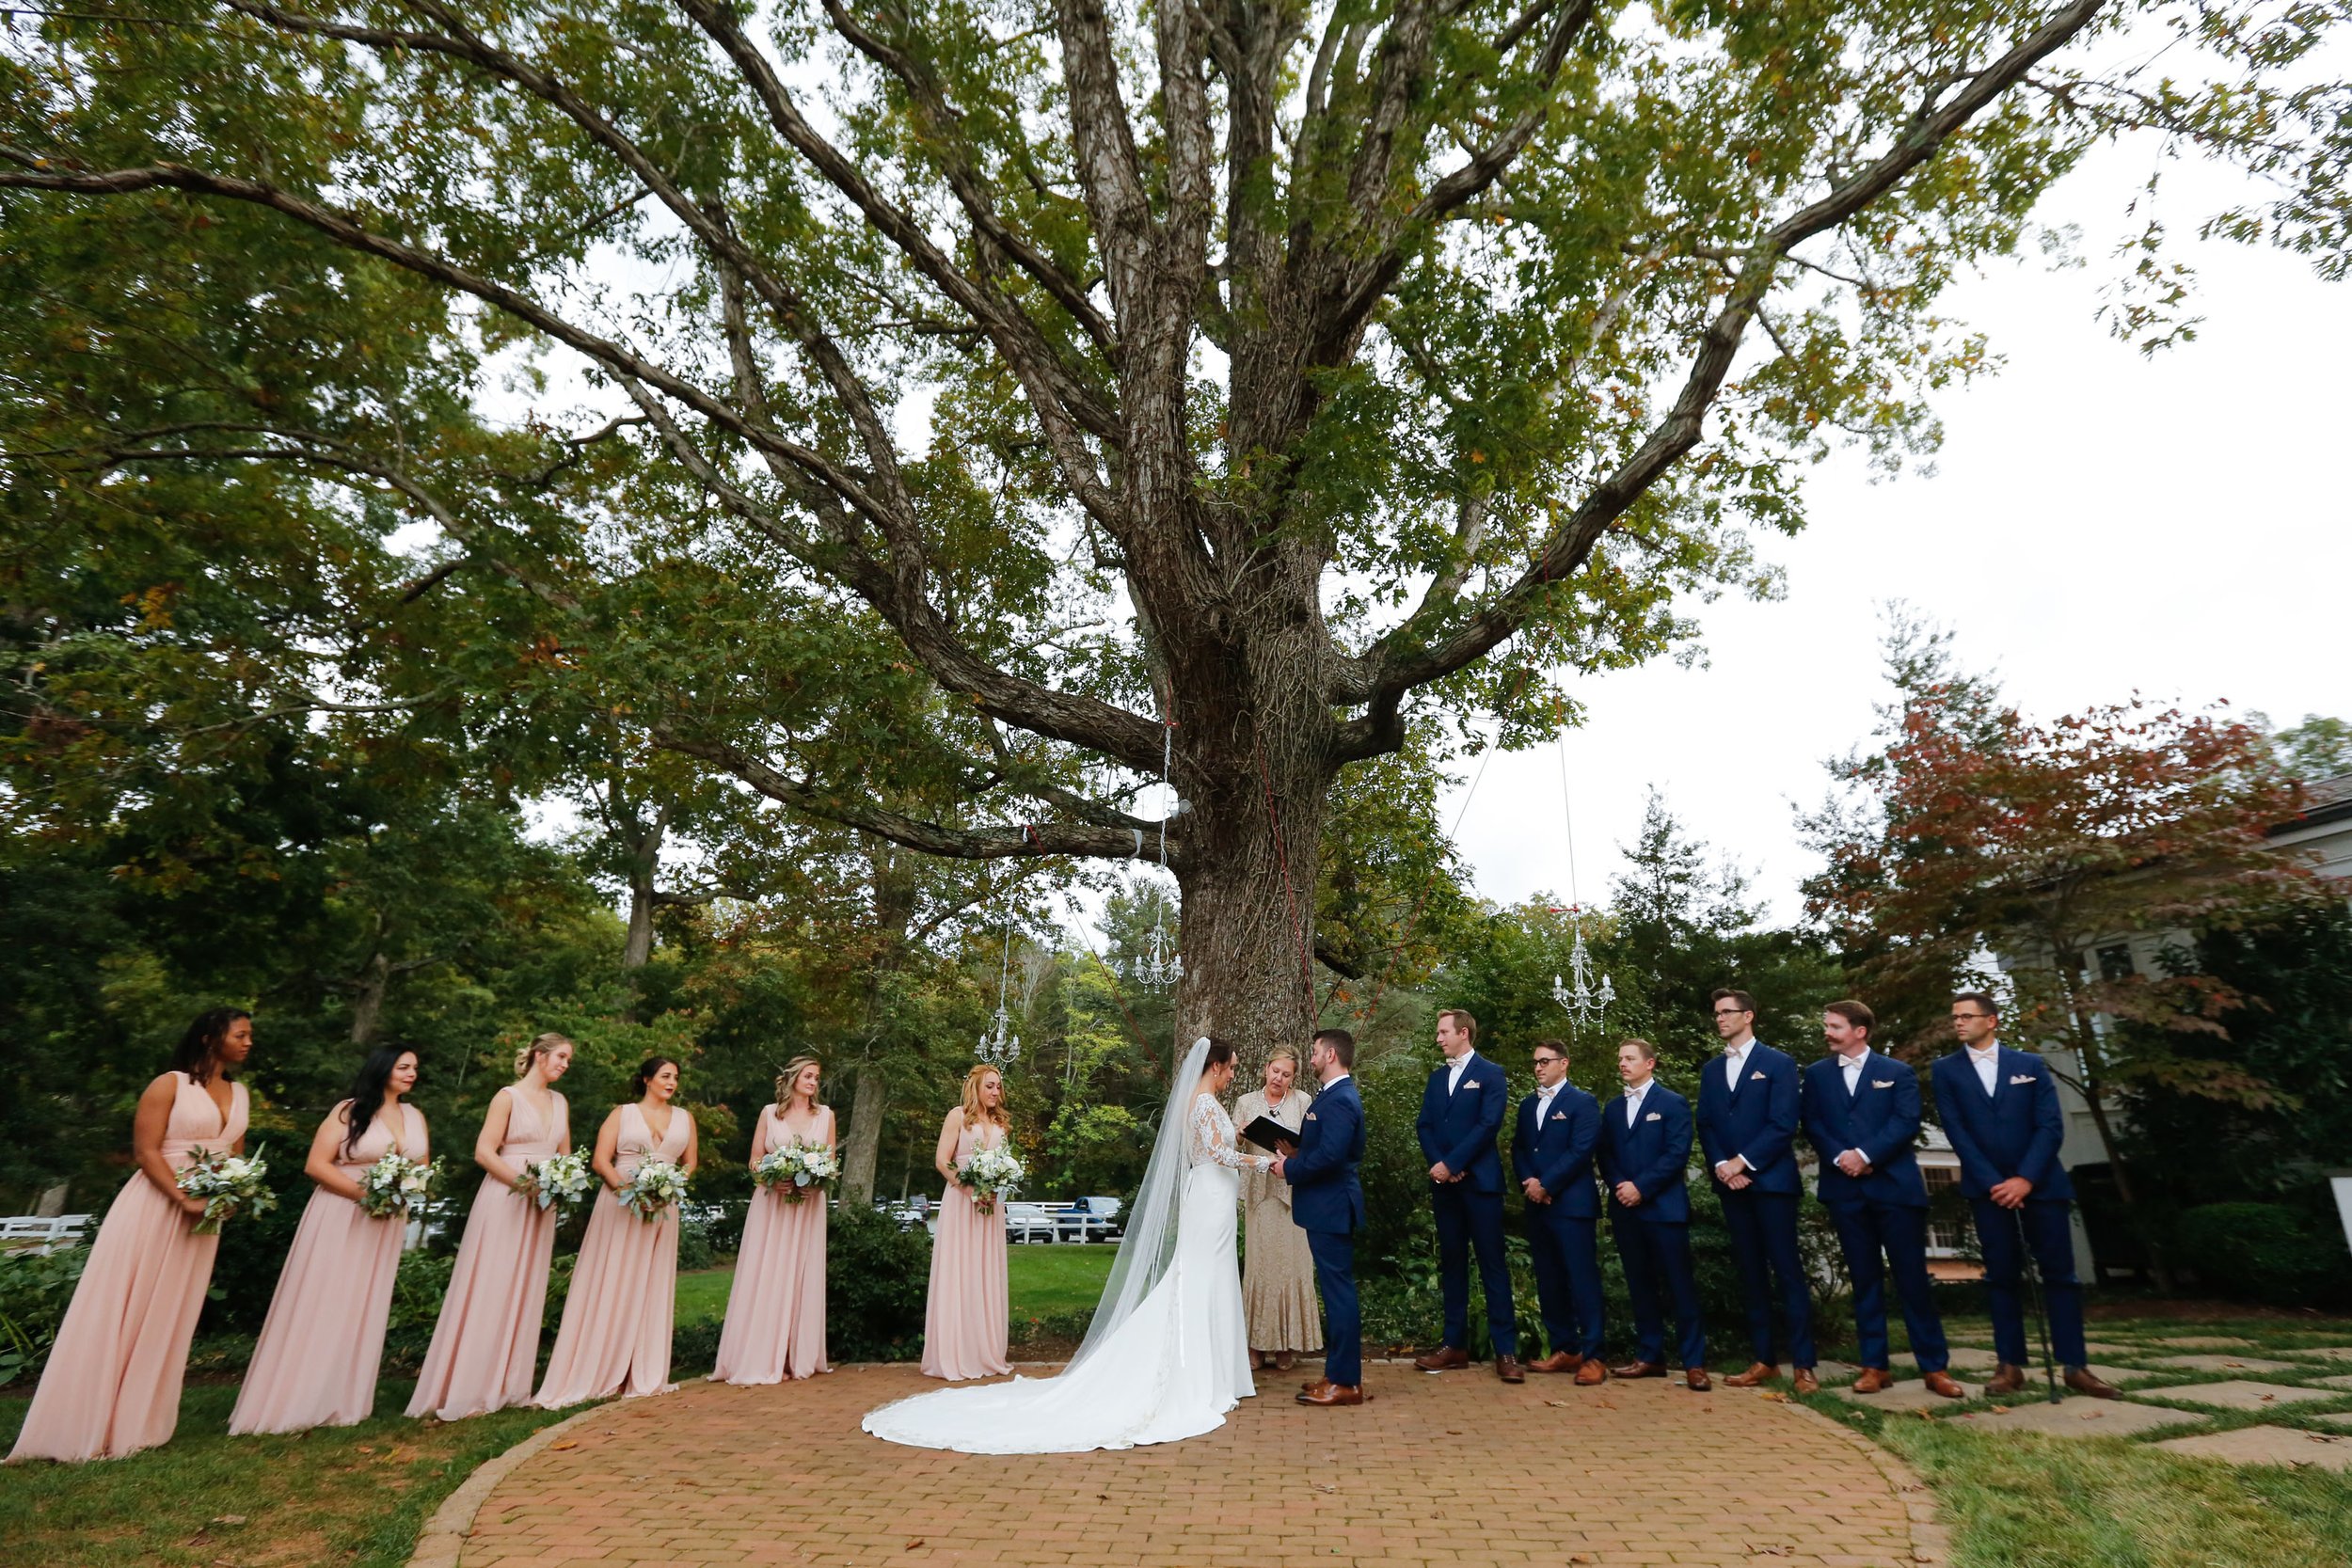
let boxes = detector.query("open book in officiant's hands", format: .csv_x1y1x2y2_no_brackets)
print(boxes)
1239,1116,1300,1155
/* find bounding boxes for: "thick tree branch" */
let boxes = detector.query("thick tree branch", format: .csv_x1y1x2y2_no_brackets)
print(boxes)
656,729,1180,866
1343,0,2108,754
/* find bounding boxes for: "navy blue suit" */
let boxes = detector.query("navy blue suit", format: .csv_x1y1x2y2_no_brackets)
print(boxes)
1696,1041,1814,1370
1597,1080,1706,1370
1417,1051,1517,1356
1512,1083,1605,1359
1801,1050,1948,1374
1285,1072,1367,1386
1931,1044,2086,1369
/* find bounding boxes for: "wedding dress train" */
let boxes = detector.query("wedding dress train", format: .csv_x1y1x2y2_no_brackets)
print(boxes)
862,1072,1261,1454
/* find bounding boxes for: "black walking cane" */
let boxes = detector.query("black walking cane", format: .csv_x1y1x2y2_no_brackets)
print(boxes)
2010,1206,2062,1404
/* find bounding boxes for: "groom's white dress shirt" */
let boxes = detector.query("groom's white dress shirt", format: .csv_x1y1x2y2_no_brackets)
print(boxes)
1534,1081,1563,1123
1966,1041,2001,1095
1444,1053,1471,1093
1623,1079,1652,1128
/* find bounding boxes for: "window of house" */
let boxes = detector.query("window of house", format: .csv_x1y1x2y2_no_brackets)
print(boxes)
1922,1165,1967,1255
2097,942,2136,980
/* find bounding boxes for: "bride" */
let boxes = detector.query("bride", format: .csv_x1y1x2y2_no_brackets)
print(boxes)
862,1037,1271,1453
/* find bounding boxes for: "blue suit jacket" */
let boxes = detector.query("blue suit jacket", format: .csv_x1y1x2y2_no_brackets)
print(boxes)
1801,1051,1929,1208
1284,1074,1367,1234
1510,1084,1601,1219
1417,1051,1509,1194
1597,1082,1692,1224
1695,1041,1803,1196
1929,1045,2074,1201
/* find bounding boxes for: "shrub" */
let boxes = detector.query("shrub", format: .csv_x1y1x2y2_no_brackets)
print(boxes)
827,1202,929,1361
0,1245,90,1386
2175,1201,2349,1307
676,1210,718,1273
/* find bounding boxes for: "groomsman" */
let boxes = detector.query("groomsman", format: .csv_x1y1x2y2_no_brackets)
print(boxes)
1695,988,1817,1393
1598,1038,1709,1390
1800,1001,1962,1398
1930,993,2121,1400
1413,1009,1522,1381
1511,1038,1607,1385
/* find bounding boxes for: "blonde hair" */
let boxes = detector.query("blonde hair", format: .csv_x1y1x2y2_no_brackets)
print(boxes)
960,1063,1009,1129
1264,1046,1300,1074
514,1032,574,1080
775,1055,823,1114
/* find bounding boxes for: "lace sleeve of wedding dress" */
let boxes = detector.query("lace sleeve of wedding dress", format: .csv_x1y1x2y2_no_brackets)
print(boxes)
1188,1095,1269,1170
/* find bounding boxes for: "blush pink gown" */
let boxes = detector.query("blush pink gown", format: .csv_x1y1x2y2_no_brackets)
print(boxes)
710,1105,831,1386
405,1085,569,1420
920,1119,1010,1381
532,1102,691,1407
7,1074,248,1464
229,1101,423,1435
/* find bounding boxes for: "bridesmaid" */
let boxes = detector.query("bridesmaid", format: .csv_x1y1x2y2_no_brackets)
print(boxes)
710,1055,833,1385
532,1056,698,1407
230,1045,428,1435
8,1008,253,1464
406,1032,575,1421
1235,1046,1323,1372
919,1064,1011,1381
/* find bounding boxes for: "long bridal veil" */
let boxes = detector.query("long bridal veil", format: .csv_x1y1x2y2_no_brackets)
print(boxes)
861,1036,1250,1453
1062,1036,1208,1374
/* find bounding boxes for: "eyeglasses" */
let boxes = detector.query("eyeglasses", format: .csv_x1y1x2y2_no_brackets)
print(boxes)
1712,1007,1750,1018
1532,1056,1563,1067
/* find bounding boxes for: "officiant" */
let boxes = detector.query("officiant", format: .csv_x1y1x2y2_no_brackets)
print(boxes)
1235,1047,1321,1371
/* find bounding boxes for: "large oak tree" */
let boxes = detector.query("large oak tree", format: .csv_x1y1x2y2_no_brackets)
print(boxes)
5,0,2344,1051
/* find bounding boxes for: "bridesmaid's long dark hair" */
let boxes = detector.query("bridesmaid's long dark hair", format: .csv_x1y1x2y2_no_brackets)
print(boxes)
171,1007,251,1084
342,1045,416,1159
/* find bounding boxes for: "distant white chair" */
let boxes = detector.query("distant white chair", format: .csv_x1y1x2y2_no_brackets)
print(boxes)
0,1214,91,1254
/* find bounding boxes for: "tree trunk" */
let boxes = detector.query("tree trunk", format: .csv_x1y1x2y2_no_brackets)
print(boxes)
349,948,389,1048
841,1056,887,1205
2066,1005,2173,1291
618,803,668,1022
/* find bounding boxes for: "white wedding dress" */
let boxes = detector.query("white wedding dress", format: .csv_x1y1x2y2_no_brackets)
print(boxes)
862,1063,1265,1454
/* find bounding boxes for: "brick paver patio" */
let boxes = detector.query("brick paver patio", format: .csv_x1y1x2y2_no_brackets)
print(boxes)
449,1363,1934,1568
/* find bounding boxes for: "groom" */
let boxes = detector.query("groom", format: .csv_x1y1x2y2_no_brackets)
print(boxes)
1272,1027,1368,1407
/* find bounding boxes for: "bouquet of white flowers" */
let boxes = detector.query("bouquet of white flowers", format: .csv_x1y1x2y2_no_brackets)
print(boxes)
752,1141,841,1205
615,1154,690,1222
176,1146,278,1235
955,1143,1025,1215
356,1150,445,1218
515,1149,594,1212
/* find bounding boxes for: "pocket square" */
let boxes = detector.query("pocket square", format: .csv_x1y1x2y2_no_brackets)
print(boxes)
1750,1070,1768,1080
1645,1111,1662,1122
1549,1111,1567,1121
1463,1079,1481,1089
1305,1112,1318,1121
2008,1073,2035,1085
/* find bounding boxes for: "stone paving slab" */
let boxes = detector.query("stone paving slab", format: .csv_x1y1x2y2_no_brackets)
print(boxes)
1941,1347,2000,1370
2140,1380,2338,1412
1836,1378,1975,1411
2153,1335,2258,1349
451,1363,1935,1568
2144,1354,2304,1373
2154,1425,2352,1471
2283,1346,2352,1362
2312,1411,2352,1430
1949,1400,2209,1439
2310,1373,2352,1391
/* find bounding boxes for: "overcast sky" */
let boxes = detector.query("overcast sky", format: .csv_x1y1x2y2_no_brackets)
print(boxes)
1439,144,2352,927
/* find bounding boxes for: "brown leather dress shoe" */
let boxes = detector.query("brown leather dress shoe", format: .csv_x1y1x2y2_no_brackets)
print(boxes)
1850,1366,1895,1393
1296,1383,1366,1406
1526,1351,1581,1374
1299,1378,1329,1396
1791,1367,1820,1395
1413,1346,1470,1372
1684,1367,1712,1391
1922,1370,1967,1399
2065,1366,2123,1400
1496,1355,1526,1384
1983,1362,2027,1396
1723,1362,1781,1388
1575,1358,1609,1386
1611,1360,1666,1379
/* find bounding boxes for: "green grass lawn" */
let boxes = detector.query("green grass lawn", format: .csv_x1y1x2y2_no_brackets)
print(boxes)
0,1377,566,1568
675,1243,1117,1327
1805,1313,2352,1568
